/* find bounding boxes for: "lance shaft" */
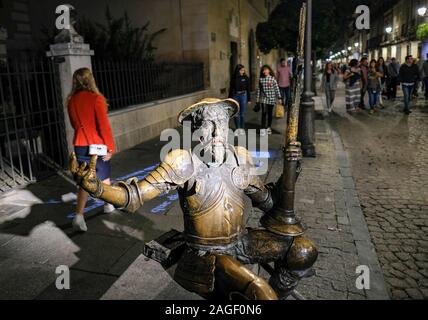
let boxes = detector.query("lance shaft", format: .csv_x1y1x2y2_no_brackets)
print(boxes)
261,3,307,237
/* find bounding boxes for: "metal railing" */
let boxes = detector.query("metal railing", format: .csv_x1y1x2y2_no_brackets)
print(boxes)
92,60,205,112
0,57,67,193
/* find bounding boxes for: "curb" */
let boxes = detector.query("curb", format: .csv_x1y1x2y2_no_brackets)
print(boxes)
327,121,390,300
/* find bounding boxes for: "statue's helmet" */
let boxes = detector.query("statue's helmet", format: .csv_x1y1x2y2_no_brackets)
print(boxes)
177,98,239,125
178,98,239,166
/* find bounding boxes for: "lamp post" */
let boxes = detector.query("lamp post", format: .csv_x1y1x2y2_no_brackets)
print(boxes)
298,0,316,158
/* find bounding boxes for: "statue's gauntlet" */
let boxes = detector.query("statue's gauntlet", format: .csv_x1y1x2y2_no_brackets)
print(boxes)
88,178,104,198
114,177,144,213
84,177,143,213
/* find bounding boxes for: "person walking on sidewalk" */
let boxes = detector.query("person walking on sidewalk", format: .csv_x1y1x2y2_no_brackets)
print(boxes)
398,55,420,115
321,61,339,113
229,64,251,136
256,65,282,136
343,59,362,113
67,68,116,232
276,58,292,112
367,59,383,114
359,57,369,110
422,53,428,100
387,57,400,100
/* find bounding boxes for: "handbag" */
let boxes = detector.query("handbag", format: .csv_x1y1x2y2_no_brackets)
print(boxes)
73,101,108,156
275,103,285,119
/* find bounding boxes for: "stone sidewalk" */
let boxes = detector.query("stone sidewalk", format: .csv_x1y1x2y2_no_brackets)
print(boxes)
0,95,387,300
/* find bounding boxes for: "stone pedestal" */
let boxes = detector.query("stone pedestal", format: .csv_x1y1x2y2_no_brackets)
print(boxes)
46,42,94,154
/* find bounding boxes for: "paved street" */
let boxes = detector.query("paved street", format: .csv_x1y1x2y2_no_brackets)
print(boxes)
328,85,428,300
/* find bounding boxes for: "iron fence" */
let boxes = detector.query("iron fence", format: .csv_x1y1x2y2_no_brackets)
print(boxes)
92,60,205,112
0,57,68,193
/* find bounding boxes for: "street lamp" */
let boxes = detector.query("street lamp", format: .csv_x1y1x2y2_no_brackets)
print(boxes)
348,46,352,51
418,6,427,17
385,26,392,34
355,42,359,48
298,0,316,158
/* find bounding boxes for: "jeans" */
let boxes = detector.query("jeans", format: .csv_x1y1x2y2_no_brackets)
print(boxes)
261,104,274,129
279,86,290,109
325,88,336,111
368,89,380,109
402,84,414,111
233,93,247,129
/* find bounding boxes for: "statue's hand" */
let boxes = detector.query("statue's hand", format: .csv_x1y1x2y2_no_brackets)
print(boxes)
70,153,99,194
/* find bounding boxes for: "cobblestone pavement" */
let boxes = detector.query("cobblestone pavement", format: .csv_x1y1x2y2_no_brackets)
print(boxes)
329,87,428,300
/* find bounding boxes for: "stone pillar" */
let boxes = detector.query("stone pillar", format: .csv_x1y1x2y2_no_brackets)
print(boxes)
46,42,94,154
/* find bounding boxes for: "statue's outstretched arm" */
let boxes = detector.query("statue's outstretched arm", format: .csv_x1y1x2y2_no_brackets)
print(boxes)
70,149,194,213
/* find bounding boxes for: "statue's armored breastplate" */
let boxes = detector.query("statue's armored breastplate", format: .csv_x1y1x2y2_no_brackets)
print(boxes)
180,157,247,249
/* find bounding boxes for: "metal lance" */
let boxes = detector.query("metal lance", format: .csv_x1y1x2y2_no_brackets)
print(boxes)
260,3,307,237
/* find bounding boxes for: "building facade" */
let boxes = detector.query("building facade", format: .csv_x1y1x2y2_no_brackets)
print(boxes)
342,0,428,64
1,0,280,95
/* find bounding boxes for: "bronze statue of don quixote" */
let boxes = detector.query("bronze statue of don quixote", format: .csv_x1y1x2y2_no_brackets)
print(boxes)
70,3,318,300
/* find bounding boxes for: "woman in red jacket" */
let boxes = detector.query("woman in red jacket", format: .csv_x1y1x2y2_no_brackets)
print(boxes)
67,68,115,232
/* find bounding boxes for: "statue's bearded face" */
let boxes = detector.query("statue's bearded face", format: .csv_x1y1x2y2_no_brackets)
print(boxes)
193,106,229,166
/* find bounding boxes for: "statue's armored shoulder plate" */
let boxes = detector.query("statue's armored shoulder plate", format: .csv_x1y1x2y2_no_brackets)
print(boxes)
234,146,254,167
159,149,194,185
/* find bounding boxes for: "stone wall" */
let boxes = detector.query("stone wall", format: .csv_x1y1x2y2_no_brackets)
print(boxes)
207,0,280,97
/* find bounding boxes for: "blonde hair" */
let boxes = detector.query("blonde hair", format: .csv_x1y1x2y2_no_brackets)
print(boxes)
67,67,108,108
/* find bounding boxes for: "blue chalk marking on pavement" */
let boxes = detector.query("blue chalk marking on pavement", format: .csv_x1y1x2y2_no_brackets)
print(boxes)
250,151,272,159
150,193,180,214
45,199,63,204
150,200,172,214
167,194,179,201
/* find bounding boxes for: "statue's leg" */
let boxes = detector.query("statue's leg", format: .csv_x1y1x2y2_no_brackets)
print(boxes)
268,235,318,298
235,229,318,299
213,254,278,300
173,247,276,300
